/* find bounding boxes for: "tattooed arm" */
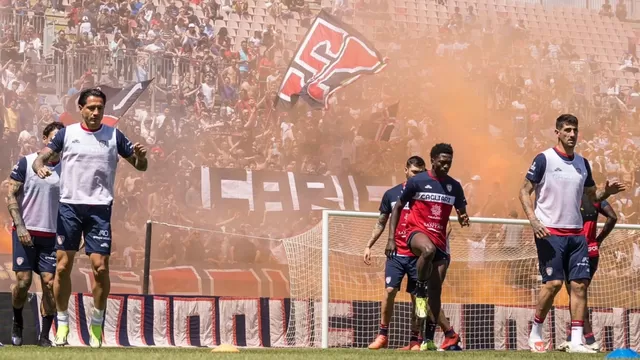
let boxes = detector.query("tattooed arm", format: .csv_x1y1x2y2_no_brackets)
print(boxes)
32,147,57,179
6,158,32,246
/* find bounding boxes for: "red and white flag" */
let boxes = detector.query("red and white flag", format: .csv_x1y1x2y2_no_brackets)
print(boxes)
276,10,387,109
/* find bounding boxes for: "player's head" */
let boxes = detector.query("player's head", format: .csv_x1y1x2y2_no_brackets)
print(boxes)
555,114,579,150
404,156,426,180
430,143,454,177
78,88,107,130
42,122,64,144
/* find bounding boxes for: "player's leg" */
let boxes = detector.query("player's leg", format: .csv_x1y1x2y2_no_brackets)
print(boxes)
529,235,566,352
566,235,594,353
53,203,83,346
583,256,599,350
84,204,113,348
11,229,35,346
561,255,599,352
397,257,421,351
368,257,402,349
36,236,57,347
407,232,437,319
433,253,460,351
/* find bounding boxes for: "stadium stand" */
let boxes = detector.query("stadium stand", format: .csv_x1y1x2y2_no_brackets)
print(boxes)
0,0,640,273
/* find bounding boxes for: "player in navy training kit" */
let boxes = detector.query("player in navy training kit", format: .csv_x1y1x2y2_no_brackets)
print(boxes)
32,88,148,348
519,114,625,353
387,143,469,351
365,156,425,350
557,194,617,352
5,122,65,347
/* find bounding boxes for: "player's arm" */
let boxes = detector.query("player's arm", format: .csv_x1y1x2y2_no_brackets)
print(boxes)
596,201,617,244
519,154,551,238
454,182,469,227
6,158,32,246
583,158,625,202
32,128,65,178
364,192,391,264
117,129,148,171
367,191,392,249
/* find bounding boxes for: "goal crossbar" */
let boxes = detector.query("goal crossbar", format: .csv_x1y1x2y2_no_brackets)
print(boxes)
319,209,640,348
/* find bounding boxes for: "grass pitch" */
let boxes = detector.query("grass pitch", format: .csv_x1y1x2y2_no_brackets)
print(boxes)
0,347,608,360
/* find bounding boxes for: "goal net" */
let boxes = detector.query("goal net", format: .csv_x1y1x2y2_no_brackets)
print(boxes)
281,210,640,350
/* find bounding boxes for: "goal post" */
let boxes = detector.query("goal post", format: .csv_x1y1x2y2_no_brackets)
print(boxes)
281,209,640,350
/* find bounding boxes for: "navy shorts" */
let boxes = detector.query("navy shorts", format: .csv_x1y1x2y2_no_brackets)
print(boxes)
12,231,56,275
406,231,451,264
535,234,590,283
589,256,599,280
56,203,112,255
385,256,417,293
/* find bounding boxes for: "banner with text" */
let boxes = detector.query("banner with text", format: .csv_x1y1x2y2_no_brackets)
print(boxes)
200,167,398,213
14,293,640,351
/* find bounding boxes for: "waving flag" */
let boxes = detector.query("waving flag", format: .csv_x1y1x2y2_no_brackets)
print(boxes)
59,80,153,126
276,10,387,109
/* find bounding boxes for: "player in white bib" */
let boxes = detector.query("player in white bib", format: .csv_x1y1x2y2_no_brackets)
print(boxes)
32,88,148,348
5,122,64,347
519,114,625,354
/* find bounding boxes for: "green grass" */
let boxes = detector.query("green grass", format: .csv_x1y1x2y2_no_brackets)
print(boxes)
0,347,609,360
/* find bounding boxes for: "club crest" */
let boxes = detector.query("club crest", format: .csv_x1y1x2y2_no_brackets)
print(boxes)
446,184,453,192
57,235,65,245
545,267,553,276
16,257,24,266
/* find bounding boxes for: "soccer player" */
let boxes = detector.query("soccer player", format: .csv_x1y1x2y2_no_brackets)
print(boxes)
32,88,148,348
519,114,625,354
5,122,65,347
387,143,469,351
557,193,617,352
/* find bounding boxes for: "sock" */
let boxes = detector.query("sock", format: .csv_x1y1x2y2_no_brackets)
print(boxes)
424,320,437,341
57,311,69,327
13,307,23,327
91,308,105,326
585,332,595,345
444,327,455,338
378,324,388,337
41,315,54,340
410,330,419,343
531,314,545,339
570,320,584,347
415,281,427,298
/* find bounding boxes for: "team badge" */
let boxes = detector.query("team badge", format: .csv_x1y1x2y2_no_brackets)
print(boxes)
431,203,442,218
385,277,391,284
57,235,65,245
545,267,553,276
446,184,452,192
16,257,24,266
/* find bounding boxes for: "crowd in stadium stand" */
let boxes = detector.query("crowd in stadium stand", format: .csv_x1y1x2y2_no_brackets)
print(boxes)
1,0,640,268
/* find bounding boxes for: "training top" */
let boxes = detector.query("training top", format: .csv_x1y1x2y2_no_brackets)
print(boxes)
526,147,595,231
379,183,412,257
10,152,61,234
399,170,466,253
48,123,134,205
581,199,609,258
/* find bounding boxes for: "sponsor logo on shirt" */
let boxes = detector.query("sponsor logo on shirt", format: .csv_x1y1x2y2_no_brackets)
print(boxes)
413,192,456,205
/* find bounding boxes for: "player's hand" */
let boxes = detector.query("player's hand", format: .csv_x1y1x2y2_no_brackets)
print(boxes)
16,225,33,247
384,240,397,259
36,167,52,179
531,219,551,239
363,247,372,265
458,213,470,227
605,180,626,196
133,143,147,159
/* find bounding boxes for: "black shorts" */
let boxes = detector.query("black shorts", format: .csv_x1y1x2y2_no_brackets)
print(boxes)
406,230,451,264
